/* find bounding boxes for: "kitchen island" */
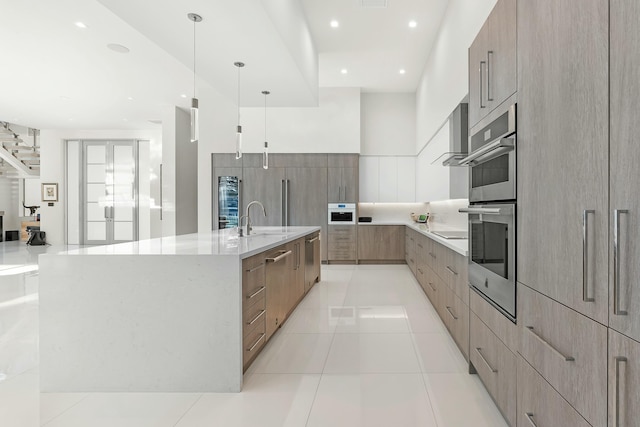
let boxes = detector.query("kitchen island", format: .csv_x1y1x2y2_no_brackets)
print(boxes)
38,226,321,393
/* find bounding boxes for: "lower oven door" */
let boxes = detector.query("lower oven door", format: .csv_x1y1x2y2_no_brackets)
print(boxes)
462,203,516,321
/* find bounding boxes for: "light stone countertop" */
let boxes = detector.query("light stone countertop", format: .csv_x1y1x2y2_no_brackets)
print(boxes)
358,221,468,256
59,226,321,259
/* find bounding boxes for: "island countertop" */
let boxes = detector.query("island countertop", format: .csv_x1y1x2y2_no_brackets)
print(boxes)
60,226,321,258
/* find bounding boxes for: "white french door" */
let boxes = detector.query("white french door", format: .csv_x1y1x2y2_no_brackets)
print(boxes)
82,141,138,245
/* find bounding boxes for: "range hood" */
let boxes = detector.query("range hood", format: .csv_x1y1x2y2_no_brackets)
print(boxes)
441,102,468,167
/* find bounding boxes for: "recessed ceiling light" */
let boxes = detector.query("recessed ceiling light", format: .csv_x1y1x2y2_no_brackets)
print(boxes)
59,95,71,100
408,20,417,28
180,94,187,98
341,69,348,74
123,118,128,122
107,43,130,54
399,69,406,74
330,20,339,28
75,22,87,29
127,96,134,101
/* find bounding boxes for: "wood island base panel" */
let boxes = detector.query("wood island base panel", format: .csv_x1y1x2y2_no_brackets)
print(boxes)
38,226,321,393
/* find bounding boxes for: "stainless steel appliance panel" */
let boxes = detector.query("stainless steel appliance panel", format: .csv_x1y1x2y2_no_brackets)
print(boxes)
218,176,240,229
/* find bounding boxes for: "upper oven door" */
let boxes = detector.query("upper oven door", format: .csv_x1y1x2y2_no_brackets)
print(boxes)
461,203,516,320
462,104,517,203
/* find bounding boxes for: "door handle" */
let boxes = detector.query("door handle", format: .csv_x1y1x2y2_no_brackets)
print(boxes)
159,163,163,221
614,209,629,315
479,61,486,109
582,209,595,302
266,250,292,263
475,347,497,373
525,326,574,362
614,356,627,427
525,413,537,427
281,180,286,226
104,206,109,219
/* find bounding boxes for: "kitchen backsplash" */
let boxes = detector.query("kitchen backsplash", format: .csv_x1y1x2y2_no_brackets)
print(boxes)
357,199,468,230
427,199,468,230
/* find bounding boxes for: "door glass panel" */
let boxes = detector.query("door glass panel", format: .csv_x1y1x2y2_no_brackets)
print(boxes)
87,222,107,241
471,221,509,279
113,205,133,221
113,222,133,241
87,164,106,183
86,145,106,164
86,184,106,203
87,202,104,221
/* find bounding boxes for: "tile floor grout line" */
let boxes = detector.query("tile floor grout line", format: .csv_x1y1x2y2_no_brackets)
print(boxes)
41,394,90,426
171,393,204,427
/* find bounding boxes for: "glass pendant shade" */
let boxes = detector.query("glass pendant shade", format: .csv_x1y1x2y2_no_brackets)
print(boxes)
263,141,269,169
190,98,199,143
235,125,243,159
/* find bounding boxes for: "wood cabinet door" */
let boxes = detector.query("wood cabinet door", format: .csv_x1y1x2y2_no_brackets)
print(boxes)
608,329,640,427
609,0,640,343
341,167,358,203
357,225,404,261
468,20,489,128
485,0,516,112
327,169,342,202
241,167,285,227
517,0,609,323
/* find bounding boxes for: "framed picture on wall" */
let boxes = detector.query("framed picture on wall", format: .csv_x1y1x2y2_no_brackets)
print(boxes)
42,183,58,202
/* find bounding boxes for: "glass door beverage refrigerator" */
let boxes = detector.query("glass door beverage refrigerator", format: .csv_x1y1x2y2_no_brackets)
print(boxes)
218,176,239,229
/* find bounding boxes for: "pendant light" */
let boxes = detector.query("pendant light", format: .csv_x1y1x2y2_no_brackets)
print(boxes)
234,61,245,159
187,13,202,143
262,90,270,169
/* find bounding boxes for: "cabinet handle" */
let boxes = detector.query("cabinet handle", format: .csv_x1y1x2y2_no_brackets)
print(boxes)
446,266,458,276
429,252,436,259
428,282,436,292
417,243,423,249
104,206,109,219
487,50,494,101
306,236,319,243
266,250,292,263
614,209,629,315
417,268,423,274
246,333,265,352
246,286,265,300
445,306,458,320
582,209,596,302
246,309,266,326
479,61,486,109
246,263,265,273
525,412,537,427
614,356,627,427
475,347,497,373
281,180,286,226
525,326,574,362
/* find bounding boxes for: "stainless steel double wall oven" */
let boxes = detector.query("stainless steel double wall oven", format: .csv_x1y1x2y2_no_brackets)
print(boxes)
460,104,517,321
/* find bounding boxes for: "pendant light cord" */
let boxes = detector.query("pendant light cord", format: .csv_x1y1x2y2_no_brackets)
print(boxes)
193,18,196,98
237,66,241,125
264,92,267,141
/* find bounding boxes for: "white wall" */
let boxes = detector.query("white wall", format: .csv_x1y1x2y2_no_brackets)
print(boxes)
416,122,450,203
40,129,161,245
237,87,361,154
416,0,497,151
361,93,416,156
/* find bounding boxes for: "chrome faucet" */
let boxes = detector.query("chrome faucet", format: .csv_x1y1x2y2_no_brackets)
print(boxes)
243,201,267,236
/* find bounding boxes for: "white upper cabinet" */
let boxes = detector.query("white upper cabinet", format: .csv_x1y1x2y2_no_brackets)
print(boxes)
359,156,416,203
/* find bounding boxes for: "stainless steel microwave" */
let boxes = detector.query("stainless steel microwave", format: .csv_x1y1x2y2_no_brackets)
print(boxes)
328,203,356,224
460,203,516,321
460,104,516,203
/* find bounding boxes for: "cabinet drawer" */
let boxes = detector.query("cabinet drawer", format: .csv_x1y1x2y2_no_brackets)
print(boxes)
328,226,355,236
243,321,266,369
519,284,607,427
608,329,640,427
242,255,266,298
444,249,469,306
328,242,356,252
328,250,355,260
470,312,516,426
441,283,469,360
417,265,437,305
518,356,591,427
243,293,266,337
470,287,518,354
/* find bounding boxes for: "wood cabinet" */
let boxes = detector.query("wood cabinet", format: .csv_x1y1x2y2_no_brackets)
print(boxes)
470,312,516,427
328,225,356,262
518,355,592,427
328,154,358,203
240,167,285,227
609,0,640,343
441,283,469,360
304,232,321,293
357,225,405,262
517,0,609,324
443,249,469,306
518,284,608,427
468,0,516,128
608,329,640,427
242,253,267,369
405,227,417,275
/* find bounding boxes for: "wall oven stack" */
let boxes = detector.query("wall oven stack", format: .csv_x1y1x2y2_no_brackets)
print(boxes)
459,104,517,322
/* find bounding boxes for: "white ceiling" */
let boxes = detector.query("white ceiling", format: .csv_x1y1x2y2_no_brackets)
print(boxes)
0,0,450,130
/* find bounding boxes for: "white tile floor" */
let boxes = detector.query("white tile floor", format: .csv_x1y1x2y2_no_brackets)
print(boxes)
0,241,508,426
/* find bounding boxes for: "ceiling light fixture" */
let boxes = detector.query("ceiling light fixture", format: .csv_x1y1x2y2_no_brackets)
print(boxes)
234,61,245,159
408,20,417,28
107,43,130,54
127,96,134,101
330,20,339,28
187,12,202,143
75,22,87,29
180,94,187,98
399,69,406,74
341,69,348,74
262,90,270,170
